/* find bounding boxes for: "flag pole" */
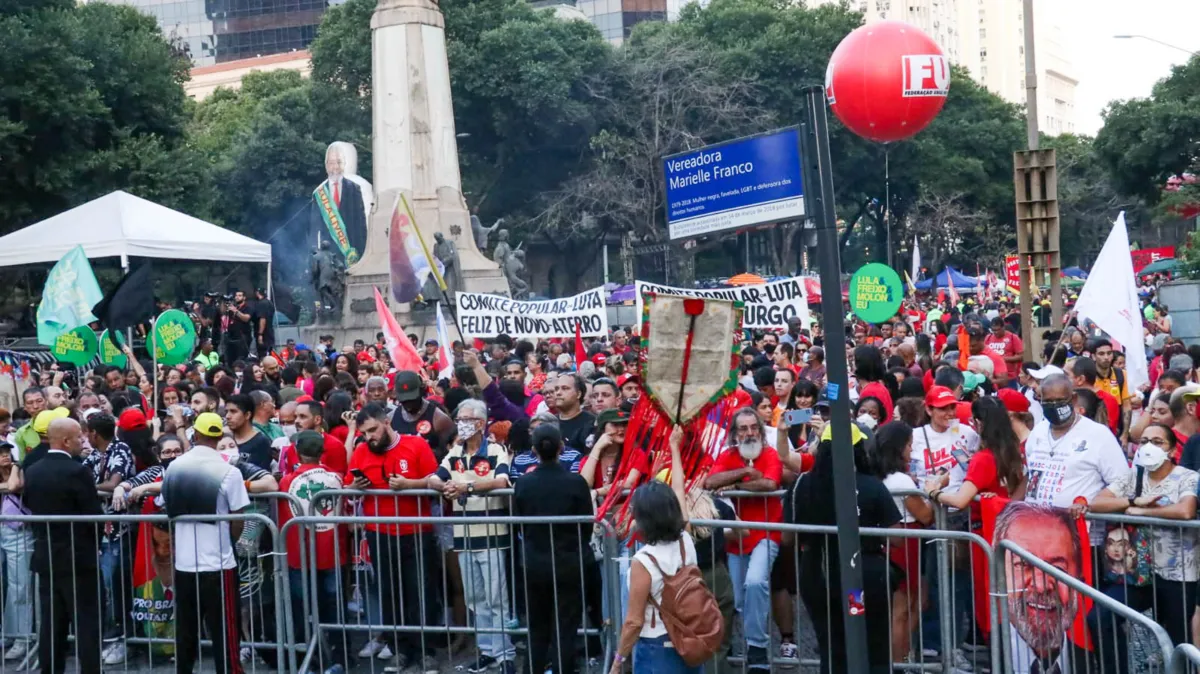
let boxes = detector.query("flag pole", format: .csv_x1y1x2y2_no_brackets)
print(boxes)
150,314,158,419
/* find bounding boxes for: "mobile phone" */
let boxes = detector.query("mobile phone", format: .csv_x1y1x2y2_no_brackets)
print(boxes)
950,448,970,469
783,409,814,426
351,468,368,481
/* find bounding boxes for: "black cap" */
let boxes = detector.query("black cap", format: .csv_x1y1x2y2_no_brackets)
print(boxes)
394,370,424,402
294,430,324,458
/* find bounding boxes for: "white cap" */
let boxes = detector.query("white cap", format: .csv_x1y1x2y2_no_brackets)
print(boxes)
1028,365,1064,380
1170,383,1200,406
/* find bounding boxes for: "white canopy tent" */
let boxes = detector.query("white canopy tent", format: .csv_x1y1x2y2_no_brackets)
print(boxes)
0,190,273,293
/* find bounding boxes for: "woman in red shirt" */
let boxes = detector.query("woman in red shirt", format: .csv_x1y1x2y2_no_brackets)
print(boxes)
924,397,1027,515
853,345,896,423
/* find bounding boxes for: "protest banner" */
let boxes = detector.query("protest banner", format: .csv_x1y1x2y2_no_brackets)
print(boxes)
456,288,608,338
634,277,809,329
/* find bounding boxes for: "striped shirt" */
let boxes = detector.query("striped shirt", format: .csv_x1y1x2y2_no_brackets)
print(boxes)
509,447,582,482
437,442,511,550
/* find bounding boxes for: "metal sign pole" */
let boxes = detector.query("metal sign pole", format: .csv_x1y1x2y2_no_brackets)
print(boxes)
798,84,870,674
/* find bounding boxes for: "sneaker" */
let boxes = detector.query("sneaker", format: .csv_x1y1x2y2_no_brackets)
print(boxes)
323,666,346,674
779,640,798,660
359,639,394,659
463,654,497,673
3,641,28,661
498,662,516,674
746,645,770,671
103,642,127,665
382,653,411,674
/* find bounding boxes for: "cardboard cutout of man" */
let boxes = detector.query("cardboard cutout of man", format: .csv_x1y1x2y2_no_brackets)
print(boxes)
313,142,373,265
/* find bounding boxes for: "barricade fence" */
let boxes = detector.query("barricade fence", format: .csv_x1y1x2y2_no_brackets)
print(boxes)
0,489,1192,673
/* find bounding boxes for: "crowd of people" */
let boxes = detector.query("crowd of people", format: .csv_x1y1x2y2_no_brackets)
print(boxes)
0,287,1195,674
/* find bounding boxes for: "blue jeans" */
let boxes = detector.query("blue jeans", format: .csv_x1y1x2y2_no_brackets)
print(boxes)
99,532,133,641
459,548,515,662
290,568,350,669
727,538,778,650
634,634,703,674
0,526,33,641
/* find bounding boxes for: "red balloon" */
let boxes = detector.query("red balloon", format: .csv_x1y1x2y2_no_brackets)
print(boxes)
825,20,949,142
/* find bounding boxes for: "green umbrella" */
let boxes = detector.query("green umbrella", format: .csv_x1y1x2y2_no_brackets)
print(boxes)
1138,257,1179,276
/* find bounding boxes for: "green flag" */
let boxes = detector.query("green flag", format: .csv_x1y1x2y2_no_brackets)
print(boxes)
36,245,103,346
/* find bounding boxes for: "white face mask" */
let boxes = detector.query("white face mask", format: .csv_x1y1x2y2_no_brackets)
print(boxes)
856,413,878,430
738,439,763,462
1134,443,1169,471
281,424,297,439
456,420,480,442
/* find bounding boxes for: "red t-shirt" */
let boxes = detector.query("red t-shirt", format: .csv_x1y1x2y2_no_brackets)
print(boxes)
983,332,1024,379
345,434,438,535
1095,389,1121,436
279,464,350,570
712,447,784,555
278,432,350,479
580,447,651,489
963,449,1011,522
859,381,894,423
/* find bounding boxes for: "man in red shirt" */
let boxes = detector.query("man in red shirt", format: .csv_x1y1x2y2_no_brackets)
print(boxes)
277,400,349,478
705,407,783,671
984,317,1024,380
1067,358,1121,437
345,403,441,672
278,431,350,673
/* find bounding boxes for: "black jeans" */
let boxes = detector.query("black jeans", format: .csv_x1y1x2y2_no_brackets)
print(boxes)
1086,577,1199,674
174,568,242,674
526,574,583,674
366,531,442,661
38,569,101,674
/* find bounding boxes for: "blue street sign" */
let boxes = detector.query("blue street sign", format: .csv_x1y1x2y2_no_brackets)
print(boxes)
662,128,805,240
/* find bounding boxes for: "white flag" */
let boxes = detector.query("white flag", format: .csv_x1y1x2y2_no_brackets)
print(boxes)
911,237,921,283
1074,212,1148,391
435,302,455,380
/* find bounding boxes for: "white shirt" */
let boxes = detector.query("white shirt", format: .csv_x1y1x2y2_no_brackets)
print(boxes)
1024,416,1128,544
910,422,981,494
167,446,251,573
632,532,697,639
884,472,920,523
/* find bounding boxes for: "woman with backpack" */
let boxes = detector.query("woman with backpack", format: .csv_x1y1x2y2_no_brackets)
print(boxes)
611,426,722,674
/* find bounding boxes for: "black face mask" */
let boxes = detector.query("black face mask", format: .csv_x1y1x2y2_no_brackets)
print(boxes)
401,399,423,415
1044,401,1074,427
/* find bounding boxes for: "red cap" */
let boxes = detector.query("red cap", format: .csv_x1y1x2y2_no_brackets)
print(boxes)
997,388,1031,414
295,395,314,404
117,408,148,432
925,386,957,409
616,373,640,388
592,353,607,366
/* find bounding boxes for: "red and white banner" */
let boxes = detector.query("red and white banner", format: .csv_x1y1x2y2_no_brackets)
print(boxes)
1004,255,1020,291
1130,246,1174,274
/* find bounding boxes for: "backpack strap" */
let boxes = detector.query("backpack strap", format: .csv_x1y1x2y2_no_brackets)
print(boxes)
1134,466,1144,499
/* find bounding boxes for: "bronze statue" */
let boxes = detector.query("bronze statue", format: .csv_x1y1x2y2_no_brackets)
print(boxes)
310,240,345,320
433,232,460,296
471,211,503,252
491,230,529,299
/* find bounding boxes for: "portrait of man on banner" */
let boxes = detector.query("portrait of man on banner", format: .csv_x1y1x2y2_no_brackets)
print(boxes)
312,141,373,265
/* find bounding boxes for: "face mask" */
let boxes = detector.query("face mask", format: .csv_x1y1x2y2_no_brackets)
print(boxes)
281,424,297,439
1044,401,1074,427
1134,443,1169,471
738,439,763,462
456,420,479,442
856,413,878,430
160,457,176,469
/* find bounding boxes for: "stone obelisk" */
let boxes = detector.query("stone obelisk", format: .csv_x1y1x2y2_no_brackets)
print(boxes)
337,0,508,335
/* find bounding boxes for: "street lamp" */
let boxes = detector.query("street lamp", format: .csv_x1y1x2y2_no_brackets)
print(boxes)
1113,34,1199,56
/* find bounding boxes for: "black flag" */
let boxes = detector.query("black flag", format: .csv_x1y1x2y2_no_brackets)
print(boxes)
92,262,154,349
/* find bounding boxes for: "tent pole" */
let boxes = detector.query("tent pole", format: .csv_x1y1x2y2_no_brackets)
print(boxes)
150,315,158,419
120,254,134,353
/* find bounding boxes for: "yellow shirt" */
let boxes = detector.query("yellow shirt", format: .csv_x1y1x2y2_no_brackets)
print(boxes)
1097,367,1130,404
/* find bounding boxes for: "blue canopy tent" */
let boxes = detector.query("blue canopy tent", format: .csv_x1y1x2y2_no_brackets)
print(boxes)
913,266,981,290
1063,266,1088,279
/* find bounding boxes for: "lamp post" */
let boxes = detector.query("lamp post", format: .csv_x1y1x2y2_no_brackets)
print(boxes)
1113,34,1199,56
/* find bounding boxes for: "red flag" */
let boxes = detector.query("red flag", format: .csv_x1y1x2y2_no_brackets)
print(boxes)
375,287,423,372
948,269,960,305
575,321,587,367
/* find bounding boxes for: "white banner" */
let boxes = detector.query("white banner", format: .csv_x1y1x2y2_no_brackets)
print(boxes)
634,278,809,329
456,288,609,338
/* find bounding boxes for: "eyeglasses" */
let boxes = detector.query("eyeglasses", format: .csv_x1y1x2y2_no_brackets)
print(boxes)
458,417,484,424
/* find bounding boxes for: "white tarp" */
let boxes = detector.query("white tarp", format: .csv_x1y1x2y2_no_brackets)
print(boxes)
0,191,272,267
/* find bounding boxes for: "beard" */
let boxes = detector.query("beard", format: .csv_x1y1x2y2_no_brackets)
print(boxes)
1009,588,1076,655
738,439,764,462
366,433,394,455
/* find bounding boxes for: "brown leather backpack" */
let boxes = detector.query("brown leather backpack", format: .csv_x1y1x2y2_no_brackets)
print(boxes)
643,538,724,667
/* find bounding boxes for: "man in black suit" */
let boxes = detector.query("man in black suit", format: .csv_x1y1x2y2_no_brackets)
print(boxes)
313,143,367,261
23,417,103,674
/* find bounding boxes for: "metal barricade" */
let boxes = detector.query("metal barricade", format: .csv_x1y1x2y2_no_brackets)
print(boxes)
280,512,611,674
0,511,287,674
1170,643,1200,674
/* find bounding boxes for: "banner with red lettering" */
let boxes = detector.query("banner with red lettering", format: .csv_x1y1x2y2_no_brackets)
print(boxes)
1005,256,1020,291
1130,246,1175,274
